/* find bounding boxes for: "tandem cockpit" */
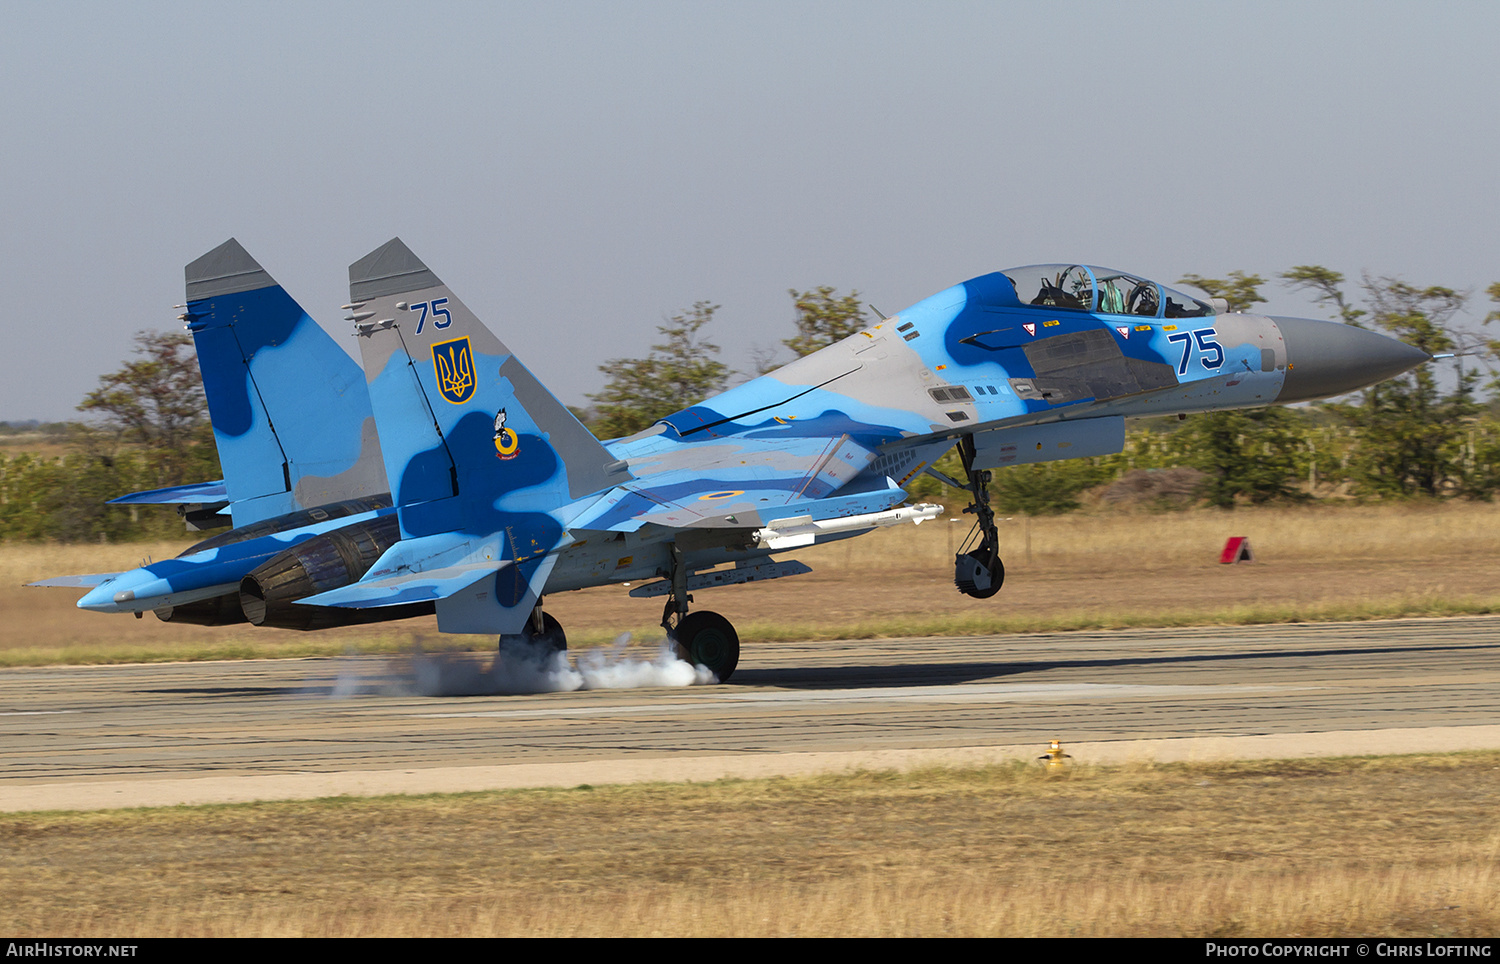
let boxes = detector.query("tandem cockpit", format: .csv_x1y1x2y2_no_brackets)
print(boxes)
999,264,1217,319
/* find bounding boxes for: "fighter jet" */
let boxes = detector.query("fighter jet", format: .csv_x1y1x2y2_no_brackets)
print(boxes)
262,243,1425,680
38,246,1428,679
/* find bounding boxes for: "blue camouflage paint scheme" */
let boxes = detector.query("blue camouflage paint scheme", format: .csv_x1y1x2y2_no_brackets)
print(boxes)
40,245,1430,639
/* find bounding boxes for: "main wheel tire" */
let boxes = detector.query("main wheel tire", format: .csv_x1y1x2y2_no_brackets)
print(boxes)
500,612,567,653
955,547,1004,599
674,610,740,682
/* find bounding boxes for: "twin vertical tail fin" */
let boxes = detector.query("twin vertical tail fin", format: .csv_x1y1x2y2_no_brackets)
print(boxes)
184,239,388,526
347,238,628,538
318,239,630,634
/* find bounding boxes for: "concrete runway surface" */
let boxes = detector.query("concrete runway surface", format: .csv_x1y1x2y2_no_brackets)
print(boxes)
3,616,1499,811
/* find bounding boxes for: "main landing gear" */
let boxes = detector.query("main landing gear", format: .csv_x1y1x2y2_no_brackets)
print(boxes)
954,436,1004,600
499,601,568,655
661,545,741,681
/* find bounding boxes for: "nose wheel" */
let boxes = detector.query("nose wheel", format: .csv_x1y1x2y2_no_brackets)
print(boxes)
955,544,1004,598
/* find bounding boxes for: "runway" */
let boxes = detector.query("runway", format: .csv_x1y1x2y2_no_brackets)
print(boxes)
3,616,1499,811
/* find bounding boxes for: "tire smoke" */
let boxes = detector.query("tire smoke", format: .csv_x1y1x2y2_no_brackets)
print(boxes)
329,634,716,697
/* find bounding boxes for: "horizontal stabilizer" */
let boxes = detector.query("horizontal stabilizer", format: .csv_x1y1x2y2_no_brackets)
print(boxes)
107,480,228,505
28,573,122,589
297,559,505,609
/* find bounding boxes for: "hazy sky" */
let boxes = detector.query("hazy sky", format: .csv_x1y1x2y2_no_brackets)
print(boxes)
3,0,1497,421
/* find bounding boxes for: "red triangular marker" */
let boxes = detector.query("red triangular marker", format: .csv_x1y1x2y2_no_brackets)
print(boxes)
1116,326,1129,337
1219,536,1254,564
1023,323,1036,336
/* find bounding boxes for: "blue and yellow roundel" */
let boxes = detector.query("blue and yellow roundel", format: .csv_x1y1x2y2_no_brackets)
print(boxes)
432,336,476,404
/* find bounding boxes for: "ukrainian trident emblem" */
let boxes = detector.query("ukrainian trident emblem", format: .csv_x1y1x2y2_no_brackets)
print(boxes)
431,337,476,404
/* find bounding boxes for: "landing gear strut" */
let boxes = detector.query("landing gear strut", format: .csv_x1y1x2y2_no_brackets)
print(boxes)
954,436,1004,599
661,545,741,681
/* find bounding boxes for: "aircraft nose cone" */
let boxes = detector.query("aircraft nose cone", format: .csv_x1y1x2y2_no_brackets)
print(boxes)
1271,316,1431,403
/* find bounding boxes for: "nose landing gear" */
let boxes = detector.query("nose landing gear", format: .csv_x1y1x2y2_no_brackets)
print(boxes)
954,436,1005,600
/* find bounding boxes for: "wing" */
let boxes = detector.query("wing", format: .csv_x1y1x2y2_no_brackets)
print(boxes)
567,433,894,532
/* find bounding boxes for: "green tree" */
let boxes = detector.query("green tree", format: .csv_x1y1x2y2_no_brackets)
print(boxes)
1177,271,1268,313
783,286,868,359
0,445,200,542
588,302,730,439
1282,265,1367,325
1282,268,1481,497
1483,283,1500,378
77,330,214,485
1178,407,1307,508
0,330,221,541
990,458,1115,516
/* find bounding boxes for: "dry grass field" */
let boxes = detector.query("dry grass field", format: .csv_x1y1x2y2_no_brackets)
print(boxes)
5,501,1500,664
0,434,74,459
6,507,1499,937
2,754,1496,937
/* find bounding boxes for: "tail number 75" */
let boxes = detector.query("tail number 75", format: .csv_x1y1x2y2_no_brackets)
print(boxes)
1166,328,1224,375
410,298,452,334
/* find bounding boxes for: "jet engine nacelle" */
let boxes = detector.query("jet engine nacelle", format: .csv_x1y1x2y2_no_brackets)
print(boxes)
153,594,248,626
239,514,431,630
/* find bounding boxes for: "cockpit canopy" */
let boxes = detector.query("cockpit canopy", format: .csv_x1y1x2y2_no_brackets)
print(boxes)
1000,264,1214,319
